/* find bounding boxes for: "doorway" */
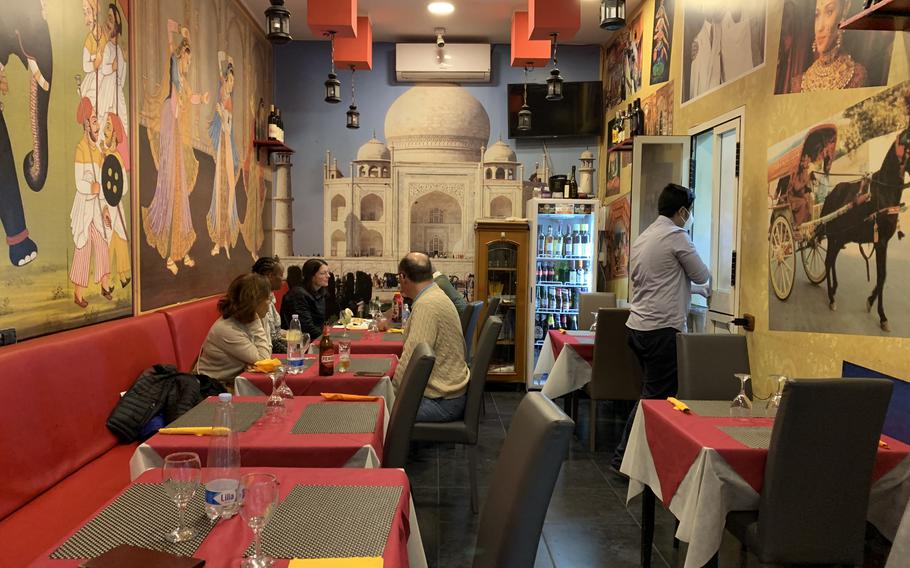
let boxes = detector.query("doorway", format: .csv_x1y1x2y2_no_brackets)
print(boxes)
689,112,744,334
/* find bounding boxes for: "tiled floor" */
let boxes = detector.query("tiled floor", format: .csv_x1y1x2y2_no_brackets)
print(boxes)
406,390,894,568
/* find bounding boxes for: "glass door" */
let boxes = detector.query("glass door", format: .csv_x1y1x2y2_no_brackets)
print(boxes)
487,241,518,375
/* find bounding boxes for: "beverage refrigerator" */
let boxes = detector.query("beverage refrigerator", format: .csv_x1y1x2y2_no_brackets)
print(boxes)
526,198,599,390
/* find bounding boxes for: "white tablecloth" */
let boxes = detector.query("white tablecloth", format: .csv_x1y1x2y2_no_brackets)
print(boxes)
535,332,593,399
622,408,910,568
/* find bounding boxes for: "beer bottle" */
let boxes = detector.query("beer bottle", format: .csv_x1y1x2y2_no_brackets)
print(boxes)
318,324,334,376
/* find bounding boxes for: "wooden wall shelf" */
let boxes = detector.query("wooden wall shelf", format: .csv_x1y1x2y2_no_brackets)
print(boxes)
840,0,910,31
253,140,295,164
608,138,635,153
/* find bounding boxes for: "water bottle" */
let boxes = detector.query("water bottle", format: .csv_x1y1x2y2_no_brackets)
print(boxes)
287,314,304,374
401,302,411,324
204,393,242,520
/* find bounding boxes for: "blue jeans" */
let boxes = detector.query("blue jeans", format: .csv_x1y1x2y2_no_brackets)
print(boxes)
416,394,466,422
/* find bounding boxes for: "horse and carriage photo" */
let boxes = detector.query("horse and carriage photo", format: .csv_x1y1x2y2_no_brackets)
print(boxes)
767,83,910,335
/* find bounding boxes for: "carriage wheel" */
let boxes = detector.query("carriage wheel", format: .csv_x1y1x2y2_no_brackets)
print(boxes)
801,236,827,285
769,215,796,301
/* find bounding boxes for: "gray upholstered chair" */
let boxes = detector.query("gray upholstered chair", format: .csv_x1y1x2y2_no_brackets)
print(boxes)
411,316,502,513
578,292,617,330
382,343,435,469
584,307,643,451
721,378,892,567
676,333,752,400
473,393,574,568
461,300,484,362
478,296,501,336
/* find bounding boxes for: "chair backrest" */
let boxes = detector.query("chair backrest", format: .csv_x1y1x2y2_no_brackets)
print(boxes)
473,393,574,568
578,292,617,329
462,316,503,444
676,333,751,400
383,343,436,469
757,378,892,565
588,308,643,401
462,300,484,361
478,296,502,335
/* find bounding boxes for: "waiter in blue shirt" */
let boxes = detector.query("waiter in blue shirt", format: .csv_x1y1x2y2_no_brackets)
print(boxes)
612,184,711,472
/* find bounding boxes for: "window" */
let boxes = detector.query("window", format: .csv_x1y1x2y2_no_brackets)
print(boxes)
428,236,444,257
429,208,443,224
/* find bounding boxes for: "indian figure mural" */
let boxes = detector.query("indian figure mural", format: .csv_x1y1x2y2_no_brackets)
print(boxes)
207,51,240,260
0,0,132,339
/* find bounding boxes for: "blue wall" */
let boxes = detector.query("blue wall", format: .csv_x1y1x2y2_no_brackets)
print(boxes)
275,42,602,255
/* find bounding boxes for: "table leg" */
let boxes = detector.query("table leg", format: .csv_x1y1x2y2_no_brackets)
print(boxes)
642,486,655,567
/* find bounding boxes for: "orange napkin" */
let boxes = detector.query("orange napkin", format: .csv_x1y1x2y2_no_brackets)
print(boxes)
158,427,229,436
667,397,691,413
559,329,567,334
252,358,282,373
289,558,382,567
321,393,381,402
880,438,890,449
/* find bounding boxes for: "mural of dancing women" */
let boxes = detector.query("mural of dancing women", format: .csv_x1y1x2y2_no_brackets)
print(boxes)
207,51,240,259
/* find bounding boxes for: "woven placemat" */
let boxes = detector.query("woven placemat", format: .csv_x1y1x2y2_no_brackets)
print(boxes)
251,484,402,559
348,358,392,374
292,402,379,434
680,400,746,418
381,333,403,342
718,426,772,449
50,483,212,559
166,401,265,432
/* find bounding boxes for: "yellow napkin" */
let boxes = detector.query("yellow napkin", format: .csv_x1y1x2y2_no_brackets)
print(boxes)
667,397,691,413
385,328,404,334
321,393,381,402
253,358,282,373
558,329,567,334
158,427,229,436
880,438,890,449
289,558,382,567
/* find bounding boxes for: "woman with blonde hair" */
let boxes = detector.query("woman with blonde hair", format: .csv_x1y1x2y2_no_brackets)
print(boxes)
196,273,272,388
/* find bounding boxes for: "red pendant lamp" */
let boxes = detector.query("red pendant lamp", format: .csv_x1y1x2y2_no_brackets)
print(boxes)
510,11,550,68
528,0,581,41
335,16,373,70
307,0,357,38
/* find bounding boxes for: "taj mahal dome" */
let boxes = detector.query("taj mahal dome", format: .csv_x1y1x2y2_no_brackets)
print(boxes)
322,84,530,277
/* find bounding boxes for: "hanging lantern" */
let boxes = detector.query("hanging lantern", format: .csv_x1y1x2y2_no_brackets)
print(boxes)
546,33,563,101
518,67,532,131
600,0,626,31
346,67,360,129
324,31,342,103
265,0,292,44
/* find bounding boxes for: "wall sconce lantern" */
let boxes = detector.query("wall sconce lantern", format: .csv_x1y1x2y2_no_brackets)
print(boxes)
545,33,563,101
346,67,360,129
265,0,292,44
518,66,532,131
600,0,626,31
324,31,342,103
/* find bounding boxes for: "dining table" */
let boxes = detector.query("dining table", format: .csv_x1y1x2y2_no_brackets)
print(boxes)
235,354,398,415
32,466,424,567
622,399,910,568
534,330,595,397
130,396,386,478
329,328,405,356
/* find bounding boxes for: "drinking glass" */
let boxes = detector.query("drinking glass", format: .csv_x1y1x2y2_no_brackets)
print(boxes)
589,311,599,331
265,371,285,422
162,452,202,543
337,339,352,373
240,473,280,568
275,366,294,400
765,375,788,418
731,373,752,418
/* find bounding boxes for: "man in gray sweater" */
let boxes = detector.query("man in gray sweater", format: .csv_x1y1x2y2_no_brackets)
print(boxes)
394,253,471,421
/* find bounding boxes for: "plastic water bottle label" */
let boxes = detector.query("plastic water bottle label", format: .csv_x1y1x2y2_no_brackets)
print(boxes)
287,357,304,368
205,478,241,518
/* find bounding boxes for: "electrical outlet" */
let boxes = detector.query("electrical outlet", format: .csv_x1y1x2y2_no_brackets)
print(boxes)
0,328,16,346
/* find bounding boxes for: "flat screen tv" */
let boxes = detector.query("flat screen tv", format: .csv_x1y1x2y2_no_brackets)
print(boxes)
507,80,603,139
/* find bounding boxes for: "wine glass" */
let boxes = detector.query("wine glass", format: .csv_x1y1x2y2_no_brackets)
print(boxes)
765,375,788,418
274,366,294,400
265,371,285,422
589,311,599,331
240,473,280,568
731,373,753,418
162,452,202,543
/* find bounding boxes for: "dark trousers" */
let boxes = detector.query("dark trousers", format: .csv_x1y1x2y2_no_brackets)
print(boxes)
611,327,679,468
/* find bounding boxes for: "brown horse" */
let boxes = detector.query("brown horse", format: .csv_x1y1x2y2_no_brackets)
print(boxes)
820,128,910,332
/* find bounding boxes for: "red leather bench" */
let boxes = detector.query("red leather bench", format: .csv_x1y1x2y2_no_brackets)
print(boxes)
161,296,221,372
0,313,178,567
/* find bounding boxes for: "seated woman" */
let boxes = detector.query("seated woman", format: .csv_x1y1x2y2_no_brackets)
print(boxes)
279,265,303,328
252,256,286,353
280,258,330,339
196,273,272,389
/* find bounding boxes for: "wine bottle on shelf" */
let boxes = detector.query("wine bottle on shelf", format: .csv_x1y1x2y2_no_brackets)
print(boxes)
534,315,544,341
545,226,554,256
276,109,285,142
567,166,578,199
547,313,556,332
267,105,278,140
580,225,590,258
574,225,582,256
538,227,545,254
634,98,645,136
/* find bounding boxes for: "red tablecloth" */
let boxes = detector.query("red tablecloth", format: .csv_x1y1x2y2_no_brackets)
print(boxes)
146,396,385,468
32,467,411,567
341,331,405,356
641,399,910,507
548,330,595,363
243,355,398,396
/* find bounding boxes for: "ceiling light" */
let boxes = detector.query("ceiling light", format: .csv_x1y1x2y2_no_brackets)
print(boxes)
427,2,455,16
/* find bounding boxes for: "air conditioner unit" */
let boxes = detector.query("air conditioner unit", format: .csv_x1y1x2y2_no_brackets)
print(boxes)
395,43,491,83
